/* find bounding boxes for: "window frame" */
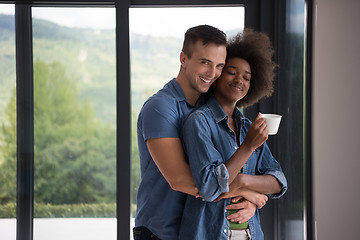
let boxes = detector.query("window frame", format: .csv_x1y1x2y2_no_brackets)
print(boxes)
0,0,313,239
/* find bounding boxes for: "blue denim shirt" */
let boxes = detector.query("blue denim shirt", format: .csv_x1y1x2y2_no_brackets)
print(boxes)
179,96,287,240
135,79,204,240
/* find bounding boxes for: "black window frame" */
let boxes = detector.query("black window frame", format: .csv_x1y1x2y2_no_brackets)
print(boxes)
0,0,313,239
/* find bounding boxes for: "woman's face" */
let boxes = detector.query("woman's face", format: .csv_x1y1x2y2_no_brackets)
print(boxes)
213,57,251,105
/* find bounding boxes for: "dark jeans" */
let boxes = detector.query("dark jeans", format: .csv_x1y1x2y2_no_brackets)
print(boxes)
133,226,162,240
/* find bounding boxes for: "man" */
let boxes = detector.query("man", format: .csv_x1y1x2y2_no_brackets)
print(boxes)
134,25,227,240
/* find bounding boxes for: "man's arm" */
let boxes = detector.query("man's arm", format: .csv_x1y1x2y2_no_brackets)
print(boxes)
147,137,199,197
147,137,260,224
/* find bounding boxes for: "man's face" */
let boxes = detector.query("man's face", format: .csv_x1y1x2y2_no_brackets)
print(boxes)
181,40,226,94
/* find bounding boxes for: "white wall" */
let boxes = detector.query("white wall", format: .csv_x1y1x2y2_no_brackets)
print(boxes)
313,0,360,239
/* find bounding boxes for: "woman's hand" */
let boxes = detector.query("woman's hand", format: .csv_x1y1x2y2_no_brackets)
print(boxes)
242,113,268,152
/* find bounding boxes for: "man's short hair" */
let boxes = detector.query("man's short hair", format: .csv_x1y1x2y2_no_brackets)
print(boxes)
182,25,227,58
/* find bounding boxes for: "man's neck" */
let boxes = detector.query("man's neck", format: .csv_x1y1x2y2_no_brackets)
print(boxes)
176,73,201,106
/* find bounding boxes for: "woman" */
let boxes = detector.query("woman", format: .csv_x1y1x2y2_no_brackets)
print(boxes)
179,29,287,240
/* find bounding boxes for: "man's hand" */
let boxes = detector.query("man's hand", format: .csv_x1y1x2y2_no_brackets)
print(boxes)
231,189,268,209
212,183,242,202
213,174,267,207
226,200,257,224
214,188,267,209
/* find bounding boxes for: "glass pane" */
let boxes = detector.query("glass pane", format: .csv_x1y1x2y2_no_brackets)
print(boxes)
32,7,116,240
277,0,305,239
0,4,16,240
129,6,244,234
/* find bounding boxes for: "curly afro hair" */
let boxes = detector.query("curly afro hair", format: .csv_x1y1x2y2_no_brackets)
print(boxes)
227,29,277,108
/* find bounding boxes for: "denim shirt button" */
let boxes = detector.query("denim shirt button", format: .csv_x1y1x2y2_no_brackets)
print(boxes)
224,229,227,233
234,146,238,150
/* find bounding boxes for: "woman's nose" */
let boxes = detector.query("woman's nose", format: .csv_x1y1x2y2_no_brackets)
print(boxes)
234,76,243,84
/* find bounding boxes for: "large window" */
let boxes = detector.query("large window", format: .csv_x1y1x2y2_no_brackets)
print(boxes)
0,1,312,240
31,7,116,240
0,4,16,240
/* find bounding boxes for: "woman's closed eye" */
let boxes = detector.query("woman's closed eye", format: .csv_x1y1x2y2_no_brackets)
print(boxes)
227,71,236,75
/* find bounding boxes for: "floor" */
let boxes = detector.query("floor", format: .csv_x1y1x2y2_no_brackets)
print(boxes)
0,218,135,240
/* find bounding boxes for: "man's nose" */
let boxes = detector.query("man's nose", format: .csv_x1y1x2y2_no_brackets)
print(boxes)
206,66,218,78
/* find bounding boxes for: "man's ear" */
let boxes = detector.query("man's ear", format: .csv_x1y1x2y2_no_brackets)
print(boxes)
180,51,187,68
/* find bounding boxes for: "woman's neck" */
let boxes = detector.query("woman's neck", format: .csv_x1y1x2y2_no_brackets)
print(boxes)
217,97,239,146
214,95,237,118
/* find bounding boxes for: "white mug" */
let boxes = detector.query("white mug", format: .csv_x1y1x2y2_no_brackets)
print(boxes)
261,114,282,135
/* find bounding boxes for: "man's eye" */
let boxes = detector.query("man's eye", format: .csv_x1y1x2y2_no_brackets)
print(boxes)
227,71,236,75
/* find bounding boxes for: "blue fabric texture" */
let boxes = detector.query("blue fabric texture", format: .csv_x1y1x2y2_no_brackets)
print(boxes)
135,78,203,240
179,96,288,240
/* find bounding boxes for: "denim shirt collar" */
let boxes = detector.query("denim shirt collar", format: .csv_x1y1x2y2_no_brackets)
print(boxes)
169,78,205,108
168,78,186,101
207,96,245,124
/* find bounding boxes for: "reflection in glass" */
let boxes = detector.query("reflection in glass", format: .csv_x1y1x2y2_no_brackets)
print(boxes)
0,4,16,240
32,7,116,240
129,6,244,228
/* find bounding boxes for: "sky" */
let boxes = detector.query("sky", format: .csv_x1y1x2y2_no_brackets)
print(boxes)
0,4,245,37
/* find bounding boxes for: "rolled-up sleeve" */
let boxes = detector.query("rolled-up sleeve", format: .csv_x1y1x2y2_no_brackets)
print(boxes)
214,164,230,194
256,143,288,199
183,112,229,202
264,169,287,199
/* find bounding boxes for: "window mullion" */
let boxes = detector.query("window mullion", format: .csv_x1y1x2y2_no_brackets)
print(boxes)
116,1,131,239
15,4,34,240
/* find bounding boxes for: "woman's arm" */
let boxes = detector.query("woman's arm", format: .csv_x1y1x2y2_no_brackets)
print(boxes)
232,174,282,195
213,176,271,207
224,113,269,184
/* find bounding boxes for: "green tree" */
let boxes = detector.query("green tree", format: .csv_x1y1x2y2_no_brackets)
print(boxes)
0,89,16,204
0,61,116,207
33,61,116,205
